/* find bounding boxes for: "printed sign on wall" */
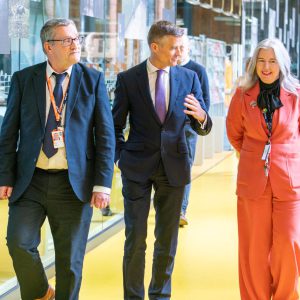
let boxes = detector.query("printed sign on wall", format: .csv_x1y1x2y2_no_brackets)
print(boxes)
8,0,30,38
0,0,10,54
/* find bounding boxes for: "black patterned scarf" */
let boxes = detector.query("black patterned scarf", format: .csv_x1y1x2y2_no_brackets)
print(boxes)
257,79,283,120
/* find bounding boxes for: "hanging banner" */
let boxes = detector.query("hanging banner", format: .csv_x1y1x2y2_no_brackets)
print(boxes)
265,0,269,12
80,0,104,19
291,8,296,48
260,0,264,30
117,13,125,64
268,9,276,39
8,0,30,38
0,0,10,54
124,0,147,40
250,17,258,55
276,0,279,27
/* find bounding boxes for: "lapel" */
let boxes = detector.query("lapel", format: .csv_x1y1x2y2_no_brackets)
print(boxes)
244,82,268,138
33,62,47,129
276,88,293,130
165,66,179,123
136,61,161,125
65,64,83,126
244,82,293,138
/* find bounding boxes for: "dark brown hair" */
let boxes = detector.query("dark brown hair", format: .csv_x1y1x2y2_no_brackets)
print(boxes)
147,20,184,45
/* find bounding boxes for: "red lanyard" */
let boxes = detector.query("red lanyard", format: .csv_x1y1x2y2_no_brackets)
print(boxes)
46,74,68,122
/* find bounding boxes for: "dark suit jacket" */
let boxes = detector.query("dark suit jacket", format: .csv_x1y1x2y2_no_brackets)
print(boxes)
113,60,212,187
182,60,210,158
183,59,210,111
0,62,115,203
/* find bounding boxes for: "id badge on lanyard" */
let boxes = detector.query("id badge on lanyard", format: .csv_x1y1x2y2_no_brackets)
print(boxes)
52,127,65,149
261,109,272,177
46,75,68,149
261,143,271,161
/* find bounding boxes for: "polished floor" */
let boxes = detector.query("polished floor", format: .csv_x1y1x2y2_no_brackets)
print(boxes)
51,152,241,299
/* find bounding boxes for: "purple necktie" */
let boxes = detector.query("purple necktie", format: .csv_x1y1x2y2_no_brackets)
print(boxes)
43,72,66,158
155,69,166,123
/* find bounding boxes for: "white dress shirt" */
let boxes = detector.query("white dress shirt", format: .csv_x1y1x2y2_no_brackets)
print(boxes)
147,58,207,127
36,62,72,170
147,59,170,110
36,61,110,195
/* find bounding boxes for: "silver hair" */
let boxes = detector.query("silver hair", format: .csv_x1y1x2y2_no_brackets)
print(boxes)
240,38,300,96
40,18,77,54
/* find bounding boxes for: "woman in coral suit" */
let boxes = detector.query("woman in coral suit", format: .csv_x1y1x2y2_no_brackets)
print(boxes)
226,38,300,300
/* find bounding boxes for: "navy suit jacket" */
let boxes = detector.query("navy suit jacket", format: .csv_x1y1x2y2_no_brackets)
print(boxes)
182,60,210,156
0,62,115,203
183,59,210,111
113,60,212,187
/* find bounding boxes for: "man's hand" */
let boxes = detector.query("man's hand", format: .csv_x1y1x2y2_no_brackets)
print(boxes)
0,186,13,200
90,192,110,209
183,94,206,122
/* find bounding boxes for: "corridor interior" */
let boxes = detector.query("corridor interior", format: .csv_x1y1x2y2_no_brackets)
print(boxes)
50,153,241,299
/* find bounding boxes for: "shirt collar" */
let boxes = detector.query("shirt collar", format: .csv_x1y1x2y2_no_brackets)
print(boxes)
147,58,170,74
46,61,73,79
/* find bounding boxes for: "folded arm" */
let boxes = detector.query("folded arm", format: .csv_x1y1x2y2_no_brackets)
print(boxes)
185,72,212,136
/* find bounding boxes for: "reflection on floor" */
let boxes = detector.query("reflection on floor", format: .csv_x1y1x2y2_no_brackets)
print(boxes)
50,152,241,299
0,274,14,286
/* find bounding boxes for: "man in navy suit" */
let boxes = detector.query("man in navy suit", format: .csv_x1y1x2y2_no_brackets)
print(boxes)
113,21,212,300
178,34,210,226
0,18,115,300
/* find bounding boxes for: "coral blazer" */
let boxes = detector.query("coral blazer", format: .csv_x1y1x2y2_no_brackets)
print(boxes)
226,82,300,200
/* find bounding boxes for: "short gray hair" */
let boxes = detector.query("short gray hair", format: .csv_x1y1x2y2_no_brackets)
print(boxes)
147,20,184,45
241,38,300,96
40,18,77,53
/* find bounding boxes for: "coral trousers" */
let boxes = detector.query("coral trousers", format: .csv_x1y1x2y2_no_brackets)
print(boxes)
238,180,300,300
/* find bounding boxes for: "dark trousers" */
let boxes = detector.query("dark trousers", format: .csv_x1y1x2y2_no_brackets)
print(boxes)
122,161,184,300
6,168,92,300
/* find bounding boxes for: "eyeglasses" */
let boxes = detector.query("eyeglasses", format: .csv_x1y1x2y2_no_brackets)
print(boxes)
47,36,85,47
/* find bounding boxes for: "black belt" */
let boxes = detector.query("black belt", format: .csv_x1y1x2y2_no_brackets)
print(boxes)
35,168,68,174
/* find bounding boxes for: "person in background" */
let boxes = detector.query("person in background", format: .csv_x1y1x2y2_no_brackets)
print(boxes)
226,38,300,300
177,34,210,226
82,32,104,72
113,20,212,300
0,18,115,300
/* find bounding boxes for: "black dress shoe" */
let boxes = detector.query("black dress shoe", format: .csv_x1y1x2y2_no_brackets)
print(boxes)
101,205,113,216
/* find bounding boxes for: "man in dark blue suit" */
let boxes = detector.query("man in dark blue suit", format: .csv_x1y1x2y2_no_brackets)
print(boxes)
113,21,212,300
0,18,115,300
178,34,210,226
